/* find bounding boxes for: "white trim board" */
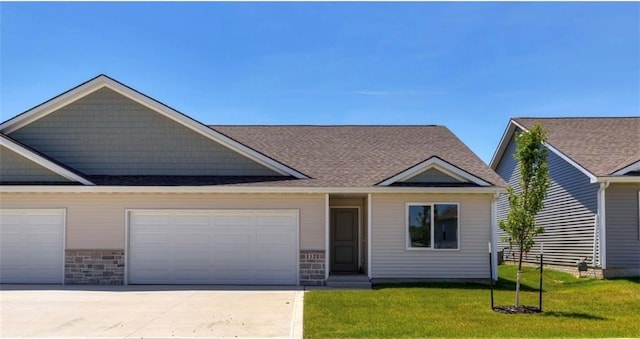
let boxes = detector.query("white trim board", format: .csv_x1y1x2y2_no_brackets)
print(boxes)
0,185,506,194
0,75,307,179
0,135,94,185
491,119,597,182
612,160,640,176
378,156,490,187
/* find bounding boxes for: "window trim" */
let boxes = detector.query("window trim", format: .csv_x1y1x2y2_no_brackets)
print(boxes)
406,202,460,251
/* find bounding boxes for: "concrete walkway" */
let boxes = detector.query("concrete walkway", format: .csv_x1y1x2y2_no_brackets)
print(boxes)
0,285,304,338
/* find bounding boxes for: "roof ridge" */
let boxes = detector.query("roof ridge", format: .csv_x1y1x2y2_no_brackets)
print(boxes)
209,124,443,127
514,116,639,120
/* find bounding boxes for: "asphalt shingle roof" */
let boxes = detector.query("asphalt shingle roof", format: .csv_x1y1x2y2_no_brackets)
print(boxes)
514,117,640,176
212,125,506,187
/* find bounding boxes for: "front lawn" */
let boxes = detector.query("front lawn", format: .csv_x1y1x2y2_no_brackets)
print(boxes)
304,266,640,338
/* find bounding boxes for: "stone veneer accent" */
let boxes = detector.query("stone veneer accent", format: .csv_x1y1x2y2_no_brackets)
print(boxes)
65,250,125,285
300,250,326,286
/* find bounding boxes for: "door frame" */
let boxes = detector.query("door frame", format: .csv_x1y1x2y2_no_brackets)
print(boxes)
328,206,361,274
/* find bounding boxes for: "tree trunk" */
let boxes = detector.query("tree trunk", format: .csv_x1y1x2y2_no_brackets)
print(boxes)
515,247,524,308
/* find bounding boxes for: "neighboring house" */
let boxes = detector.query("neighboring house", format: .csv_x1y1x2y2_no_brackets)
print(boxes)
0,75,506,286
491,117,640,278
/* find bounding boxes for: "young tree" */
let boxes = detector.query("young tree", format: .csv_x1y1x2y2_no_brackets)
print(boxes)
499,124,550,308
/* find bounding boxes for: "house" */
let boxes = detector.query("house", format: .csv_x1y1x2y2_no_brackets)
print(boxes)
0,75,506,285
491,117,640,278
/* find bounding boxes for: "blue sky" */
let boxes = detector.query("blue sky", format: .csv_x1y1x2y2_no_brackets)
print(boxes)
1,2,638,164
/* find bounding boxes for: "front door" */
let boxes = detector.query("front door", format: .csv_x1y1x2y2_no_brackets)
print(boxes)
330,208,359,273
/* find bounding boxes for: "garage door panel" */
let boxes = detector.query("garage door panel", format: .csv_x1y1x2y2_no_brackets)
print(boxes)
0,209,64,284
174,215,210,225
129,210,298,285
215,216,253,226
215,233,253,244
174,233,211,245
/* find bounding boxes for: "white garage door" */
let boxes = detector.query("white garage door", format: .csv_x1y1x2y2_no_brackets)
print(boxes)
128,210,299,285
0,209,65,284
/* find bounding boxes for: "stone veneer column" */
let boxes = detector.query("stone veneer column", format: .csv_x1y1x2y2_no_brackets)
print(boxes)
65,250,125,285
299,250,326,286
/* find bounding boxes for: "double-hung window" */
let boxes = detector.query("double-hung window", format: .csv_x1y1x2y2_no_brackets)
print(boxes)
407,203,459,250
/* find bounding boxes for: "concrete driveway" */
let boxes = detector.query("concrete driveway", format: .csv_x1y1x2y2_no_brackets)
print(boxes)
0,285,304,338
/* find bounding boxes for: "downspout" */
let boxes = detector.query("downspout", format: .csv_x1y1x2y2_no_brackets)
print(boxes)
597,181,610,269
367,193,372,281
491,192,500,281
325,193,330,281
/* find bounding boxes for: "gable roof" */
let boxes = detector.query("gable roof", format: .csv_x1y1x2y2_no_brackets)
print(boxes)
0,134,94,185
212,125,506,187
0,75,308,179
491,117,640,179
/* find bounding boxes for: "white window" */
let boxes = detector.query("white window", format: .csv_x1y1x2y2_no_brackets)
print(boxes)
407,203,459,250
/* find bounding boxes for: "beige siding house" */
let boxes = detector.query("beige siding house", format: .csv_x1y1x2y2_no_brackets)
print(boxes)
0,75,506,285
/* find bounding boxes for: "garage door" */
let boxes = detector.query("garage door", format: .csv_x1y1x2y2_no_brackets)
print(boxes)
128,210,299,285
0,209,65,284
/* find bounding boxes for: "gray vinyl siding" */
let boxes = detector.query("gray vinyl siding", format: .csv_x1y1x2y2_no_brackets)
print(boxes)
605,183,640,271
8,88,279,176
370,193,492,279
404,168,465,183
0,146,71,182
495,133,598,266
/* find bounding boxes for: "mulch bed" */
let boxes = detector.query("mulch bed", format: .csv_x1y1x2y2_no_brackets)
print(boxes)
492,305,542,314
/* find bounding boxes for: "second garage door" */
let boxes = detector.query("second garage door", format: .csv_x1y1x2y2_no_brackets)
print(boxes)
0,209,65,284
128,210,299,285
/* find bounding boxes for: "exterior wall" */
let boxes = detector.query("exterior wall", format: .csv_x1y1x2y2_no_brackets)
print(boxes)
495,133,599,266
65,250,125,285
605,183,640,277
0,146,71,182
8,88,279,176
299,250,326,286
0,193,326,250
405,168,463,183
3,192,325,285
370,193,493,279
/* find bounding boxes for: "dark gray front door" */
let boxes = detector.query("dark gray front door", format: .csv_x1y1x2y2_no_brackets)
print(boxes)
330,208,358,273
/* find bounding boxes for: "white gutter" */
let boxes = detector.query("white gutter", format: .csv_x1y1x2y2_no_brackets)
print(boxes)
597,181,610,269
592,176,640,184
490,192,500,280
0,185,506,195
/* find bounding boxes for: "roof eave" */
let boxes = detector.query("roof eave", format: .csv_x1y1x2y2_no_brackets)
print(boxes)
492,118,598,182
592,176,640,184
0,185,506,194
0,75,309,180
378,156,493,187
0,135,94,185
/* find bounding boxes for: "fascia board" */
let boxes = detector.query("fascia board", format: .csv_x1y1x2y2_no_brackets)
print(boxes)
509,120,597,182
0,185,506,194
489,120,518,170
611,160,640,176
1,75,308,179
593,176,640,184
378,157,491,187
0,136,94,185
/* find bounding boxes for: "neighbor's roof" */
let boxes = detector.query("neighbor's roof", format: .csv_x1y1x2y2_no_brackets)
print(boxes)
212,125,507,187
513,117,640,176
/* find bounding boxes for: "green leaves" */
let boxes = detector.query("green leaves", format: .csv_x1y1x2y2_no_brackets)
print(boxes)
500,123,550,253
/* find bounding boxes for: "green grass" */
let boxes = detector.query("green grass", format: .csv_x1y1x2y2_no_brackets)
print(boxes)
304,266,640,338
